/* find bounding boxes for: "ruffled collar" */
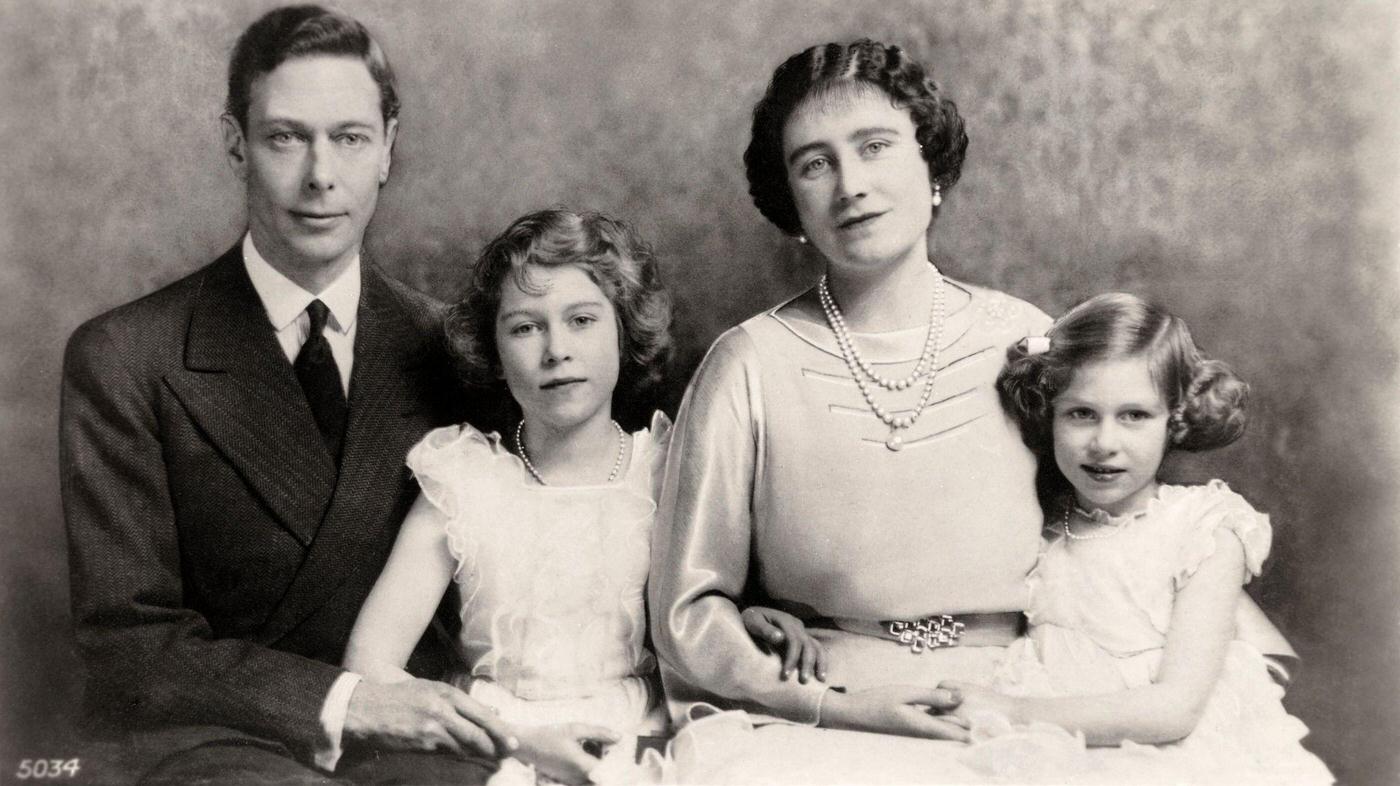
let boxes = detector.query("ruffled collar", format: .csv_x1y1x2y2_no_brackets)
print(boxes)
1063,480,1235,528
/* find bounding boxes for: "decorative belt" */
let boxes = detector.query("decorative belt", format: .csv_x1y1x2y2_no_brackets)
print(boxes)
831,612,1022,653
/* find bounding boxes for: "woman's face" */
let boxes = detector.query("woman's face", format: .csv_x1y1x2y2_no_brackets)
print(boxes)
494,263,621,434
782,85,934,277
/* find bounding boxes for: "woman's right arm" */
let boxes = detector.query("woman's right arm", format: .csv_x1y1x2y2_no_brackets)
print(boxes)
649,329,829,723
343,494,457,683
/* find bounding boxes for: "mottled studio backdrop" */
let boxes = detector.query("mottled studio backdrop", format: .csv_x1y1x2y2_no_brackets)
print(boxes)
2,1,1397,783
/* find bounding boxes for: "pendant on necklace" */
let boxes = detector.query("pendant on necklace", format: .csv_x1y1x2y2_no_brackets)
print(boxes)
885,432,904,451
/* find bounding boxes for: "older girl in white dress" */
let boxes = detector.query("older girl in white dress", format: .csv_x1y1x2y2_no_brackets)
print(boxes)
343,209,674,785
938,292,1333,783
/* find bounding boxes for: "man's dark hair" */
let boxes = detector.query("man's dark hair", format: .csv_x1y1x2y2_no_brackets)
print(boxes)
226,5,399,130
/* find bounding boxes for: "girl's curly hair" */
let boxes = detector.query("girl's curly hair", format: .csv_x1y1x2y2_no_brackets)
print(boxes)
997,292,1249,466
444,209,672,420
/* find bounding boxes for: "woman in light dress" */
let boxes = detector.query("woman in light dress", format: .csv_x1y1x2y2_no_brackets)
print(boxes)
649,40,1312,784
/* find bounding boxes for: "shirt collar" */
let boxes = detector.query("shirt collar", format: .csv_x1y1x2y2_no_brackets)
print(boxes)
241,233,361,334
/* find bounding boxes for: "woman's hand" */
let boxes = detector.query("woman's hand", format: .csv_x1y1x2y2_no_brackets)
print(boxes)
741,606,828,683
939,680,1023,730
818,684,968,741
512,722,620,785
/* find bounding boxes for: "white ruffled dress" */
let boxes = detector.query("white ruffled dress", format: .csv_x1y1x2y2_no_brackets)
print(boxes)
963,481,1334,784
404,413,672,782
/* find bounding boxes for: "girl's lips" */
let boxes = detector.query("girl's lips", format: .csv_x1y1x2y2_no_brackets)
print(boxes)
540,378,586,390
1082,465,1126,481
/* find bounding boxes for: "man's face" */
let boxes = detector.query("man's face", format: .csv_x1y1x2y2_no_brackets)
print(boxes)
225,56,396,280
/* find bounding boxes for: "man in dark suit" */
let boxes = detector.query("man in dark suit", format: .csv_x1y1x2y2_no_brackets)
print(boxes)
60,7,511,783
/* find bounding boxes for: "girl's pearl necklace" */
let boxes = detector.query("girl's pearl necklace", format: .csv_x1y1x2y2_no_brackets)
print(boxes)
817,268,946,452
514,419,627,486
1061,503,1149,541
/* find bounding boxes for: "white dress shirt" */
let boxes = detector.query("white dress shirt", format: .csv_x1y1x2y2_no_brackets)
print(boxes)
242,233,358,395
241,233,363,770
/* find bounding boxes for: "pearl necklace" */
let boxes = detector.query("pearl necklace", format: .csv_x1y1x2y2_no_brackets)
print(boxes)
514,419,627,486
1061,504,1147,541
817,268,946,451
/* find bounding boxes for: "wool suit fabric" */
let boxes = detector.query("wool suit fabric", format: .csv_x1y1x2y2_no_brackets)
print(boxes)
60,245,468,775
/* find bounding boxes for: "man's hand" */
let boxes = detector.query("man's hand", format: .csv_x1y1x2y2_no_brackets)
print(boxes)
343,678,518,758
818,684,968,742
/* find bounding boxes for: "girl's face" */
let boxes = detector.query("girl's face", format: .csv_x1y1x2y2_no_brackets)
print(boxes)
495,263,621,433
782,85,934,278
1052,355,1171,517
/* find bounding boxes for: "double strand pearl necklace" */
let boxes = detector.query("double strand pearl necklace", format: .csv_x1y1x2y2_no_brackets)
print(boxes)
1061,503,1148,541
817,268,946,452
514,419,627,486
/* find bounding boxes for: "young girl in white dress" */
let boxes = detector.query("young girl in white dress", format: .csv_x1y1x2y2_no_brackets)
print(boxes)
933,291,1333,783
343,209,675,785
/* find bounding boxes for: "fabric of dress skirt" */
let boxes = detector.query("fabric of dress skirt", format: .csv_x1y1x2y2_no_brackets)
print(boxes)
653,482,1333,785
958,481,1334,785
404,412,673,786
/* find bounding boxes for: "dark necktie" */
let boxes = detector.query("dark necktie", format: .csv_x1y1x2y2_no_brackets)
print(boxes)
293,299,348,461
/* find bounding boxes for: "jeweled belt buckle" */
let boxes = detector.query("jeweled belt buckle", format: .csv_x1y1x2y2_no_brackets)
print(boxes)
886,614,965,654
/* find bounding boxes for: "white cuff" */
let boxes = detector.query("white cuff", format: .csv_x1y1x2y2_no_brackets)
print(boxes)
315,671,363,771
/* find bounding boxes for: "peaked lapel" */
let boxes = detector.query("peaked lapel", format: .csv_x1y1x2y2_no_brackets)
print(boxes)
163,247,338,546
257,263,441,644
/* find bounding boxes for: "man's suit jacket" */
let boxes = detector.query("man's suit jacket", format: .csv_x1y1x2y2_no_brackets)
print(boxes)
60,245,464,766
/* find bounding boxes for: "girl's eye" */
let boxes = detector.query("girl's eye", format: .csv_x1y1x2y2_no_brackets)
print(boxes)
1122,410,1153,422
862,140,890,156
1063,408,1095,421
508,323,538,337
570,314,597,328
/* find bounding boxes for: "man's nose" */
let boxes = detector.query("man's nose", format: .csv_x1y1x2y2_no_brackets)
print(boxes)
305,137,336,192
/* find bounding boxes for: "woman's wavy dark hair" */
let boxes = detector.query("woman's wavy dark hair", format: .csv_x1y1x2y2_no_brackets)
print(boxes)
997,293,1249,475
444,209,672,421
744,39,968,237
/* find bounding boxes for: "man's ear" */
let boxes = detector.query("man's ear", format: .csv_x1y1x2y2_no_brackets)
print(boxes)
379,117,398,186
220,114,248,180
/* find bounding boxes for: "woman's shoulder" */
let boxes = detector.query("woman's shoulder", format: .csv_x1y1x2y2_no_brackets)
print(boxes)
955,280,1054,336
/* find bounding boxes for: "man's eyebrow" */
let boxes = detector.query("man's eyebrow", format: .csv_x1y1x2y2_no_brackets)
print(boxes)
255,118,379,132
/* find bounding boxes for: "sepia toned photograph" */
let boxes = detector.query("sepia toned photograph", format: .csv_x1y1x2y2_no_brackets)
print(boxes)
2,1,1396,784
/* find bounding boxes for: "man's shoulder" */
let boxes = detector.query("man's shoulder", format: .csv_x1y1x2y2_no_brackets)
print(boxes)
366,264,447,329
70,250,235,346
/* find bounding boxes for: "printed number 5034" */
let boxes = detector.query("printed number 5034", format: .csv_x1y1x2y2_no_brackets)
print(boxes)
15,759,81,779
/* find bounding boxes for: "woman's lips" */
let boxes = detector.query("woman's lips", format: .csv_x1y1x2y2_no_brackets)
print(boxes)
837,211,883,230
540,377,586,390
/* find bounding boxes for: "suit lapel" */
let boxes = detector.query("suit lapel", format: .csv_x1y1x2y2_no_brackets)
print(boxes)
163,247,338,546
257,264,439,644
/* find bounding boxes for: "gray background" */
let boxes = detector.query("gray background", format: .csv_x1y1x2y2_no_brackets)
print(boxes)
3,1,1397,783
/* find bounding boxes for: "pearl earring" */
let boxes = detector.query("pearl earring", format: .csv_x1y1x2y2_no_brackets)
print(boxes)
932,184,942,208
797,234,809,244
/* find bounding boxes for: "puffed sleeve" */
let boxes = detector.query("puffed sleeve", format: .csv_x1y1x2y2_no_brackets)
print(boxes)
1173,480,1273,590
648,327,828,726
405,423,511,585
